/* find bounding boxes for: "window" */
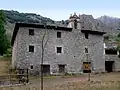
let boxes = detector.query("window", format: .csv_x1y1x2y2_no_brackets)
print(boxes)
57,32,61,38
57,47,62,53
30,65,33,69
85,33,89,39
85,48,88,53
29,29,34,35
29,45,34,52
105,49,117,55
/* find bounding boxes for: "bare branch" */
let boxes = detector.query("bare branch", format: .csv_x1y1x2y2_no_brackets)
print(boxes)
41,30,47,52
44,31,49,49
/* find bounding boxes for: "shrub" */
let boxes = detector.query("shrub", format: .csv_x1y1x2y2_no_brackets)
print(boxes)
3,48,12,57
117,33,120,37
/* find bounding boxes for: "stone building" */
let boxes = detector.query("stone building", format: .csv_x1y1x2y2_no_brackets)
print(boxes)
12,13,109,75
104,41,120,72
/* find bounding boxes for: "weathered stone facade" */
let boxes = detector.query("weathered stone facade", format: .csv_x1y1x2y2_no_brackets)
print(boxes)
105,55,120,71
12,14,107,75
12,27,106,75
104,42,120,72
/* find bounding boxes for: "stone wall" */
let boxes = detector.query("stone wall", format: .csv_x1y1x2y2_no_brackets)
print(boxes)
105,55,120,71
12,27,105,74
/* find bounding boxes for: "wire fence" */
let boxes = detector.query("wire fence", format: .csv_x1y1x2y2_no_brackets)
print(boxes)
0,68,29,86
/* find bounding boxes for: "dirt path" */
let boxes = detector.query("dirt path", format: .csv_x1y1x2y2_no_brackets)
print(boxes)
29,74,89,87
1,72,120,90
29,72,120,87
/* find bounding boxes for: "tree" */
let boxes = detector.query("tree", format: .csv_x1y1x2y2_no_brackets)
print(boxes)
0,10,10,56
40,27,49,90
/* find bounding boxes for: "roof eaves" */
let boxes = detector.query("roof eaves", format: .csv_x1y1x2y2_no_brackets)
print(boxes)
81,29,106,35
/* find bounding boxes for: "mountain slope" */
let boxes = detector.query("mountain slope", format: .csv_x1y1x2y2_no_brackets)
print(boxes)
3,10,55,39
4,10,55,24
3,10,120,39
97,15,120,29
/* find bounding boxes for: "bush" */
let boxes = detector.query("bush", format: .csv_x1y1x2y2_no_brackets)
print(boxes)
117,33,120,37
64,72,72,76
3,48,12,57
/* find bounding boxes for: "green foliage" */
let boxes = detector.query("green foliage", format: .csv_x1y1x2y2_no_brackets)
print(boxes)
64,72,72,76
117,45,120,50
3,10,55,24
115,38,120,43
115,33,120,42
104,36,109,40
117,33,120,37
3,48,12,57
0,10,11,56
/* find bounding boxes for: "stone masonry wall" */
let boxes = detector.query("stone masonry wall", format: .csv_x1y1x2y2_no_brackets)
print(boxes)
105,55,120,71
12,27,105,74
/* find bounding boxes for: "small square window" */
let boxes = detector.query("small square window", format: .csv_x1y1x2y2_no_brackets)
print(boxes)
85,33,89,39
85,48,88,53
57,32,61,38
29,45,34,52
30,65,33,69
29,29,34,35
57,47,62,53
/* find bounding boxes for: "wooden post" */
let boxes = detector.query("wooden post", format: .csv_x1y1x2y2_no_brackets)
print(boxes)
88,73,90,81
26,69,29,83
87,53,90,81
9,69,11,85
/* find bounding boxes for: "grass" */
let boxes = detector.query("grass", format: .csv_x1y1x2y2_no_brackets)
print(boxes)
0,56,11,75
0,72,120,90
29,75,59,80
0,56,120,90
1,80,120,90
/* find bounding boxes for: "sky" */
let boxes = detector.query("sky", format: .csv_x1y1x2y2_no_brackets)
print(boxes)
0,0,120,21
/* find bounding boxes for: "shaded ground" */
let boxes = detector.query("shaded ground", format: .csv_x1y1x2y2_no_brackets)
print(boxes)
29,72,120,87
0,72,120,90
0,57,11,75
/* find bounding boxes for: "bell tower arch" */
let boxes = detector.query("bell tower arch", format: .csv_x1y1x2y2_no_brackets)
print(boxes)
67,12,82,29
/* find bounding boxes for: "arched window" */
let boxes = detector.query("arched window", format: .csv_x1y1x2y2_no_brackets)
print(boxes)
74,19,77,29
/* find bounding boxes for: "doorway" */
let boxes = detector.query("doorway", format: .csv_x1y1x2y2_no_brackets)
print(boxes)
105,61,114,72
41,65,50,76
58,64,65,73
83,62,91,73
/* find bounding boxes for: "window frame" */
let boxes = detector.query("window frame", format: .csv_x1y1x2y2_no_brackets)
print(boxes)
85,48,88,53
29,29,34,36
29,45,34,52
56,47,62,53
105,49,117,55
30,64,33,70
57,31,61,38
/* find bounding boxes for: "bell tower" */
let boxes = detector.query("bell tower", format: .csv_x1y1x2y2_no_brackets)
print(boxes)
67,12,82,29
